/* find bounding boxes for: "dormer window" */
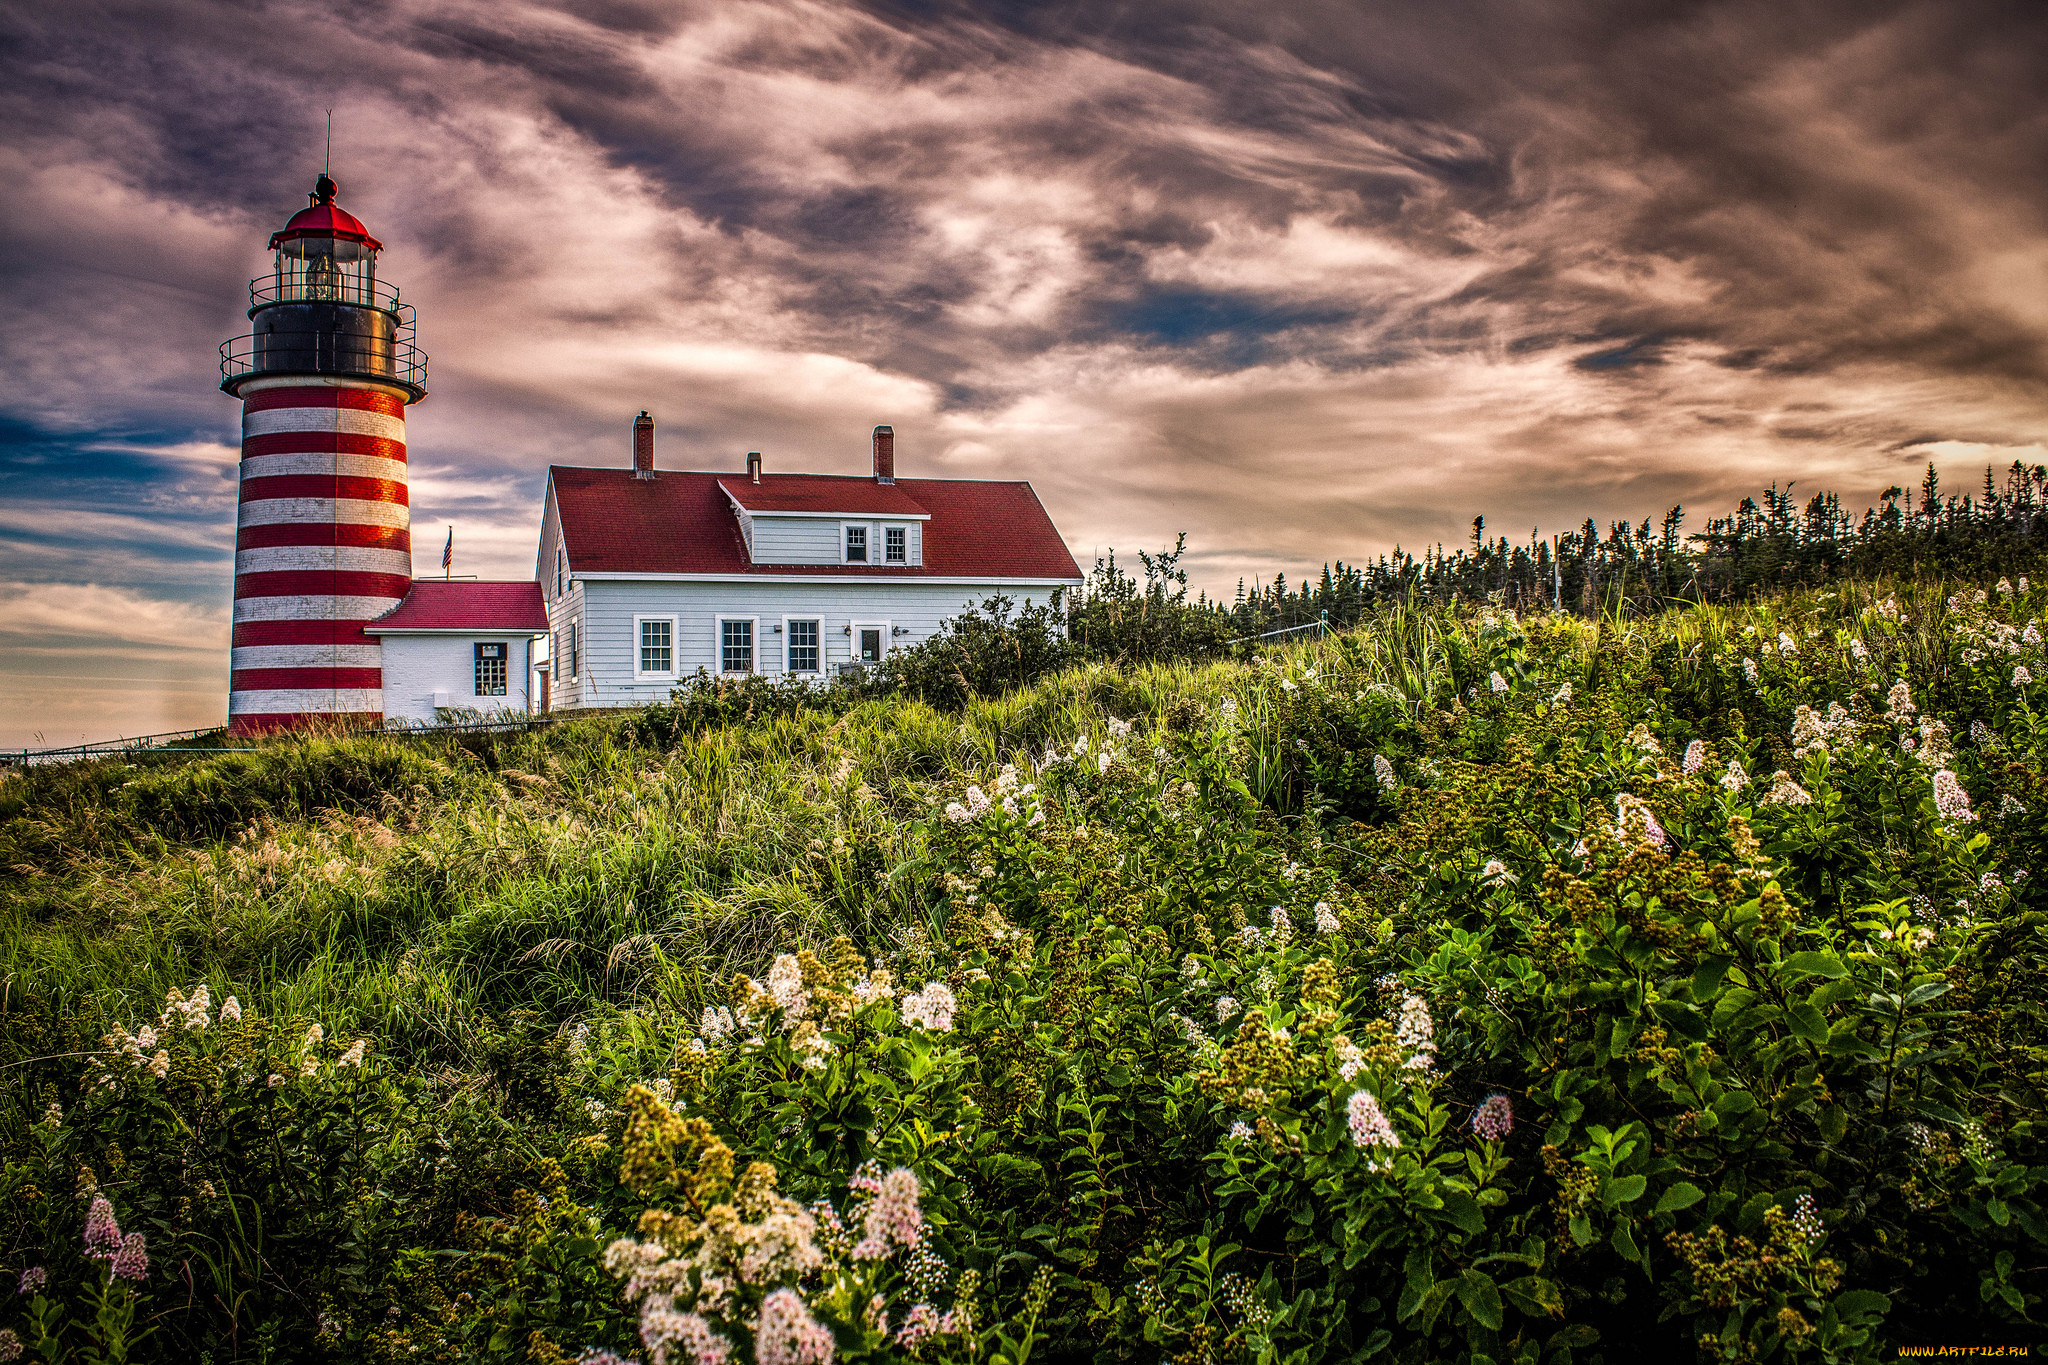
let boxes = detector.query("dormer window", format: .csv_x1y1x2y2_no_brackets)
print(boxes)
844,525,868,563
885,526,906,563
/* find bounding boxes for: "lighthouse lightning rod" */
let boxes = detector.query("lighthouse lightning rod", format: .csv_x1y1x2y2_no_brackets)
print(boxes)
324,110,332,175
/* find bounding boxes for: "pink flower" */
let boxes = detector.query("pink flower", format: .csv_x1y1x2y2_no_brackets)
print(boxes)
1472,1094,1514,1141
896,1303,941,1351
854,1168,922,1259
110,1232,149,1283
1934,769,1977,825
755,1288,834,1365
0,1327,20,1362
83,1195,122,1259
1346,1090,1401,1171
17,1267,46,1296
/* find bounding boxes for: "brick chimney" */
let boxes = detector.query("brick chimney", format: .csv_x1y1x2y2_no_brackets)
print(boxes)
746,450,762,484
633,411,656,479
872,424,895,484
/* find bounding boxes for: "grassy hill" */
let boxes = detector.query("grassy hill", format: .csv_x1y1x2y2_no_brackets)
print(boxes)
4,578,2046,1363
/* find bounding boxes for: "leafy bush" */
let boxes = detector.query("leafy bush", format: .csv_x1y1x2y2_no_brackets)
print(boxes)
5,579,2048,1361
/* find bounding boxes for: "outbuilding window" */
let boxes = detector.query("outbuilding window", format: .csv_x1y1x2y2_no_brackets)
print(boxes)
474,642,507,697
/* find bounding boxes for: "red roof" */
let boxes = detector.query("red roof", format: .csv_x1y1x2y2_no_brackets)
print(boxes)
550,468,1082,580
270,177,383,251
365,580,549,633
720,477,930,517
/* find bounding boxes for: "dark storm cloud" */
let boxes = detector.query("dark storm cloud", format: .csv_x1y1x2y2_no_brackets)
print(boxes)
2,0,2046,740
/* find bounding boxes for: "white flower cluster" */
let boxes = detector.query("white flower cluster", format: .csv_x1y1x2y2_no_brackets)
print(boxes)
160,984,213,1031
1393,994,1435,1072
899,981,956,1033
1613,793,1668,849
1760,771,1814,807
1373,754,1397,795
1313,901,1342,934
1789,703,1857,759
1682,740,1707,775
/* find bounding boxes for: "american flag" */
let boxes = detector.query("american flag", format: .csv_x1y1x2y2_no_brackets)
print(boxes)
441,526,453,573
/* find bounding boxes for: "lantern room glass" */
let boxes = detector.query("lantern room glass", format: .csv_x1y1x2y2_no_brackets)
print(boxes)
273,235,380,307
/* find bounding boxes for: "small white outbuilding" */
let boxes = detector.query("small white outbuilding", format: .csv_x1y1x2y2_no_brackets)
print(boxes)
363,580,552,725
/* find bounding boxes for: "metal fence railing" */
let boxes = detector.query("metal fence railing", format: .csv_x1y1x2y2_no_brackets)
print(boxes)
1,726,239,768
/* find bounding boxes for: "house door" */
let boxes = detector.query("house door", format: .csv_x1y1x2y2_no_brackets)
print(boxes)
858,628,883,663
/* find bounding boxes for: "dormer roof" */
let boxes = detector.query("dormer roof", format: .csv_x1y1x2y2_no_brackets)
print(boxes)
718,475,930,518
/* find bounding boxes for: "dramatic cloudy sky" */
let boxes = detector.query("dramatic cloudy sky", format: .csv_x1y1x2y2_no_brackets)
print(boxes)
2,0,2045,745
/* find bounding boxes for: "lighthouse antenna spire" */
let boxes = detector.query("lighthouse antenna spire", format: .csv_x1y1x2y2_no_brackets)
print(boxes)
323,110,332,176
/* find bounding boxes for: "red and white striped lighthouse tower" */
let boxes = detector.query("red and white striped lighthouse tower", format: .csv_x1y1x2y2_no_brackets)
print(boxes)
220,175,427,734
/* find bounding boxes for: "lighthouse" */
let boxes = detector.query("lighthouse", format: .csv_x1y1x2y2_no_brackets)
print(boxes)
220,174,426,733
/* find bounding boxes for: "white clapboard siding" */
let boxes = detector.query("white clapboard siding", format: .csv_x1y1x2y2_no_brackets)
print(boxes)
749,517,925,567
551,578,1063,708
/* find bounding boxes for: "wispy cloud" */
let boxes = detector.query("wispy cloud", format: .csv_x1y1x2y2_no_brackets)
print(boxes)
2,0,2045,738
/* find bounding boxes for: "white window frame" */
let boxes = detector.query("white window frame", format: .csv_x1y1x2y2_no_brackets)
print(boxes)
882,523,908,564
565,619,580,681
783,616,823,675
716,615,760,675
634,614,678,681
849,619,892,666
473,640,510,697
841,521,872,564
555,548,564,598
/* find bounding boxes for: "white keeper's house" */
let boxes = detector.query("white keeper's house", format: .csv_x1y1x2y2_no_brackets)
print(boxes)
536,416,1083,708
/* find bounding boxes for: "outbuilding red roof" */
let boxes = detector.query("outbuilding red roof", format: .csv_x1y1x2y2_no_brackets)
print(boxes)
549,468,1082,580
365,580,549,633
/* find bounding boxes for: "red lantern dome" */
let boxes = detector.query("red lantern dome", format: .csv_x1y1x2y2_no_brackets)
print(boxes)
268,174,383,253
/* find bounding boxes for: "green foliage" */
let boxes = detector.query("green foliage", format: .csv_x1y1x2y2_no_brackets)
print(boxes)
5,578,2048,1361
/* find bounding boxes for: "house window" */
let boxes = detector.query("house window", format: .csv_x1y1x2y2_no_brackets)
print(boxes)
844,525,868,562
567,620,580,679
474,642,507,696
638,617,673,675
853,621,888,664
555,549,564,598
786,619,820,673
885,526,906,563
720,618,755,673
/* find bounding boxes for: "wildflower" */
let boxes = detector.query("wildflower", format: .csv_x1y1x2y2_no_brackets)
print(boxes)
1073,734,1089,756
1228,1119,1254,1142
756,1288,835,1365
148,1050,170,1078
1097,751,1111,774
2001,794,2027,817
1313,901,1341,934
0,1329,18,1362
1886,680,1916,724
1108,717,1133,737
305,1023,324,1047
135,1026,157,1051
1742,657,1758,682
110,1233,149,1283
1785,1193,1824,1245
1849,638,1869,661
1488,671,1508,694
1933,769,1977,825
1216,996,1241,1023
766,954,810,1018
942,802,970,823
2024,578,2033,592
1394,994,1436,1070
300,1057,318,1077
219,995,242,1023
1760,771,1813,807
84,1196,122,1259
1722,761,1748,798
2016,665,2035,688
267,1073,284,1087
1682,740,1707,775
853,1167,923,1259
2000,578,2014,594
1629,724,1663,757
995,764,1018,793
1551,682,1573,704
1346,1091,1401,1169
1614,793,1668,849
1373,754,1397,794
965,785,991,817
1980,872,2005,893
337,1039,367,1068
896,1303,943,1351
1778,631,1797,653
1333,1035,1365,1082
1180,954,1201,977
701,1006,736,1040
899,982,956,1033
2027,623,2043,647
1027,805,1045,826
1268,906,1294,947
1472,1094,1514,1141
18,1267,46,1295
